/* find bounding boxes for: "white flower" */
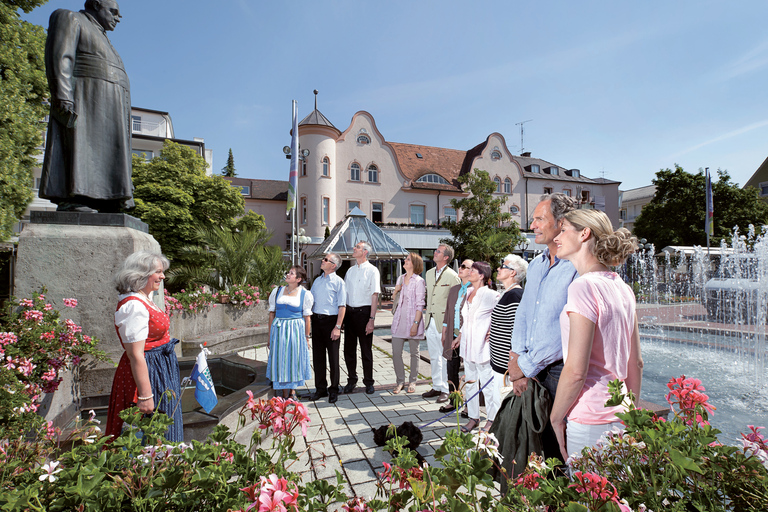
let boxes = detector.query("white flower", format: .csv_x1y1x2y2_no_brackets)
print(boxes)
83,434,98,444
469,431,504,463
39,461,63,482
88,409,101,424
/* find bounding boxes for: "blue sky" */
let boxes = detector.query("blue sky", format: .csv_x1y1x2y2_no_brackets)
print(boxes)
23,1,768,191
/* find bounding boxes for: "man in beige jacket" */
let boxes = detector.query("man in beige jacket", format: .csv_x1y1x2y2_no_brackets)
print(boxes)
422,244,460,403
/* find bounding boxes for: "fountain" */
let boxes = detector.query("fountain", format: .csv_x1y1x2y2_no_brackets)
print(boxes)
628,227,768,443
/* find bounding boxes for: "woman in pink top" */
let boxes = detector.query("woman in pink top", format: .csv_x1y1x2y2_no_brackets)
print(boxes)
551,209,643,462
390,253,426,394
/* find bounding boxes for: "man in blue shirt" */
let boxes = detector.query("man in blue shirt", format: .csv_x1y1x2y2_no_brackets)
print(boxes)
508,194,578,400
309,253,346,403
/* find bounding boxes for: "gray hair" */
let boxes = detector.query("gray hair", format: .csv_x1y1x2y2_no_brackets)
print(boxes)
502,253,528,283
540,193,577,223
327,252,341,268
358,240,372,256
115,251,170,294
438,244,454,262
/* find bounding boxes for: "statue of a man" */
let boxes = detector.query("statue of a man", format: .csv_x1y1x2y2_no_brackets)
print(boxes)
40,0,133,213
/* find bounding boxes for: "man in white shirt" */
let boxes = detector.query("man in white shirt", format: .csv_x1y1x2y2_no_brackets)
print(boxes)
422,244,460,403
343,241,381,395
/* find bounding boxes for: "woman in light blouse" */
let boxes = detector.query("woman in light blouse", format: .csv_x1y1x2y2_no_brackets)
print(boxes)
390,253,426,394
453,261,500,433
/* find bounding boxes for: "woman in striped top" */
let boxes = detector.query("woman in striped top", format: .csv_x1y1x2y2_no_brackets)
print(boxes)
488,254,529,415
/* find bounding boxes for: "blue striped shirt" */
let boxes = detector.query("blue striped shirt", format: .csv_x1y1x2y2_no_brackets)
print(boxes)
310,272,346,315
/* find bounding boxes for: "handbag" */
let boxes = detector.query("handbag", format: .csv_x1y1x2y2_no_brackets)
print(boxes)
499,371,515,400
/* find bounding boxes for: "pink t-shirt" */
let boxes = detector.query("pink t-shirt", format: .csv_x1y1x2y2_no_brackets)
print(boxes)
559,271,635,425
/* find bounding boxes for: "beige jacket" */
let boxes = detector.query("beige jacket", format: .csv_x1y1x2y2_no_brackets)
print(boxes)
424,265,460,330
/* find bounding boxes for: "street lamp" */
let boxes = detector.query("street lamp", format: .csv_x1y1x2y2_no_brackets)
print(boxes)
517,238,530,261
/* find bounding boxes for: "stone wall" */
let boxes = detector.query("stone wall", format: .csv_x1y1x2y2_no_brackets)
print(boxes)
169,301,269,342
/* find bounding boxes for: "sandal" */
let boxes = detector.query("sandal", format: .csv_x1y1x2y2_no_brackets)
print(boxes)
461,418,480,433
480,420,493,433
406,383,416,393
393,383,403,394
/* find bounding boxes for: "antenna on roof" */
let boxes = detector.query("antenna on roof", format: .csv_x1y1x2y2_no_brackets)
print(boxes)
314,89,318,111
516,119,533,155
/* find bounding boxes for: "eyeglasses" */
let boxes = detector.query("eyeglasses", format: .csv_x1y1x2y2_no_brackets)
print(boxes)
460,264,471,270
322,257,332,263
499,265,514,271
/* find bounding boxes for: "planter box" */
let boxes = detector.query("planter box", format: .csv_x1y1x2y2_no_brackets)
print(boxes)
169,302,269,342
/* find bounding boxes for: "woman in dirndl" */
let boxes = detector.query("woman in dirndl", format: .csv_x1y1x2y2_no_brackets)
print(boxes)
106,251,183,442
267,265,314,399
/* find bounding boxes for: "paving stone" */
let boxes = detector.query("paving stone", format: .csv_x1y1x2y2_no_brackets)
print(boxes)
336,443,366,462
341,459,376,483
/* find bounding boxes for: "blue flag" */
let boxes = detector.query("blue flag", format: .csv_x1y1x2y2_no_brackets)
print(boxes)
190,346,217,413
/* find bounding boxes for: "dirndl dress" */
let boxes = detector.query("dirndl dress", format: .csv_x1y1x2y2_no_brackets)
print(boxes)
106,295,183,442
266,287,312,390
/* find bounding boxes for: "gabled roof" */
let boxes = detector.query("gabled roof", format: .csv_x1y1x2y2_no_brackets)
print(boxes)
388,142,466,191
225,177,288,201
621,184,657,202
307,207,408,261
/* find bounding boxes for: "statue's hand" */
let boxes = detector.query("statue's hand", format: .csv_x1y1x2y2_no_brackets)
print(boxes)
53,100,77,128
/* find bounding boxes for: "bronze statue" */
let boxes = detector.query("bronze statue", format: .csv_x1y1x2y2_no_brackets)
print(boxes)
40,0,133,213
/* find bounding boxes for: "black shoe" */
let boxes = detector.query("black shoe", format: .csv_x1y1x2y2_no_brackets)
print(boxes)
342,381,357,394
460,408,469,419
365,384,375,395
438,404,456,414
422,389,441,398
309,391,328,401
328,393,338,404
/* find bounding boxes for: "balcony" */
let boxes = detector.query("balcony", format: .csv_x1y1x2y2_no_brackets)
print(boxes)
132,119,167,137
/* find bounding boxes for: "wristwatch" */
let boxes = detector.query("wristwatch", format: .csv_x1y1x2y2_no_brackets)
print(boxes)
335,324,342,329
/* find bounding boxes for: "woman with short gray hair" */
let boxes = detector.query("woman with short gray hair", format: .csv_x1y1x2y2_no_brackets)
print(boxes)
106,250,183,442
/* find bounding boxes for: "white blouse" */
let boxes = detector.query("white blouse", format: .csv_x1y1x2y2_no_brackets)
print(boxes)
114,292,156,344
460,286,500,364
268,286,314,316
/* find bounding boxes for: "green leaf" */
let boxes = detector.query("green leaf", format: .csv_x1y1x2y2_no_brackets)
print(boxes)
668,447,705,475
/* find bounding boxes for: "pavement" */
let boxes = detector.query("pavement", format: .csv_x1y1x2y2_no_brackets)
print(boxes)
236,307,481,505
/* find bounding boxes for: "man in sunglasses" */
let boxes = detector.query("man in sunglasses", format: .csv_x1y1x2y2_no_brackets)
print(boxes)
422,244,460,403
309,253,346,403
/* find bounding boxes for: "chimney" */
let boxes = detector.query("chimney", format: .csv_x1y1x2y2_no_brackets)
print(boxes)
521,151,531,157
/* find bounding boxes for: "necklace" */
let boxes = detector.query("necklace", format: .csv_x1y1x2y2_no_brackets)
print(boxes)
137,290,162,311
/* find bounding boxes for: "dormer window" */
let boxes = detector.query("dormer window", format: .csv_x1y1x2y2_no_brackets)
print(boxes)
567,169,580,177
528,164,540,173
416,173,450,185
546,166,559,175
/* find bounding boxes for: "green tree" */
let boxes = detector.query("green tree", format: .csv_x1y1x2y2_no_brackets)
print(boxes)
634,165,768,249
167,224,285,291
0,0,48,241
222,148,236,177
442,169,524,264
130,140,246,262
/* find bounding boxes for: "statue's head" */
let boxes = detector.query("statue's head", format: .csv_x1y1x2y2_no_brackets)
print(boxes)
84,0,121,31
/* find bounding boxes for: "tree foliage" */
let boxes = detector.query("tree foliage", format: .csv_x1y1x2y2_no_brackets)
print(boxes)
442,169,524,264
129,141,247,263
222,148,236,177
634,165,768,250
0,0,48,240
167,224,286,292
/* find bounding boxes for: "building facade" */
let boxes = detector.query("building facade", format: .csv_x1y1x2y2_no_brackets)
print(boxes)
230,104,622,280
619,184,657,233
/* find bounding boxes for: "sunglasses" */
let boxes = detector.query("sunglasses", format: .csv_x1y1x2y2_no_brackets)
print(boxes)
322,257,332,263
460,264,471,270
499,265,514,271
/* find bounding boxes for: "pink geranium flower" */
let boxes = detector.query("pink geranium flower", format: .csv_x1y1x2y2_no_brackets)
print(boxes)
63,298,78,307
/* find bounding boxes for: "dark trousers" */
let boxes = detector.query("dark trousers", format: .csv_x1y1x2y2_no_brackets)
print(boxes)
344,306,374,386
536,360,564,461
446,345,461,393
311,314,340,394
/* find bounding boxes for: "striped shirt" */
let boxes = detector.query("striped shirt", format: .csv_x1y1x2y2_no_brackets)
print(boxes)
489,287,524,374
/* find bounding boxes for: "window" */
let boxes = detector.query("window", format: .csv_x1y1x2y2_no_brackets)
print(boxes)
510,205,520,215
322,157,329,177
581,190,590,203
444,206,457,222
570,169,580,177
546,166,559,175
348,200,360,212
285,234,291,251
504,178,512,194
620,209,627,220
491,150,502,160
301,159,307,176
301,197,307,224
367,164,379,183
530,164,540,173
416,173,450,185
563,189,571,197
235,185,250,195
543,187,553,194
34,177,41,189
357,134,370,144
131,115,141,132
760,182,768,197
410,205,425,224
322,197,329,225
372,202,383,223
350,163,361,181
131,149,153,161
493,177,501,193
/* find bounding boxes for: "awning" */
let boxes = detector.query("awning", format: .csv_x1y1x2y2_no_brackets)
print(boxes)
307,207,408,261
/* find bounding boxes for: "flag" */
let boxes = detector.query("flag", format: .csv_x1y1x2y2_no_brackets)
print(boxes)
286,100,299,212
190,345,217,413
705,168,714,237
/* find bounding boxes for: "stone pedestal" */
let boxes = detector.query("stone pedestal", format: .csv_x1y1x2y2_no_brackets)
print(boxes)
14,213,161,421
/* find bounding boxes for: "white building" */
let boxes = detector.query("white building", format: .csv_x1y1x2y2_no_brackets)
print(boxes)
228,101,622,282
619,184,657,232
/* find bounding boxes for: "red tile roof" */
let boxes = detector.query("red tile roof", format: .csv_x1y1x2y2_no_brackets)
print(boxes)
388,142,467,191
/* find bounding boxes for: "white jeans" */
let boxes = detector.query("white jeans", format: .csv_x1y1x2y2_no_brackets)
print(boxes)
464,360,499,422
566,420,624,461
425,320,448,393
